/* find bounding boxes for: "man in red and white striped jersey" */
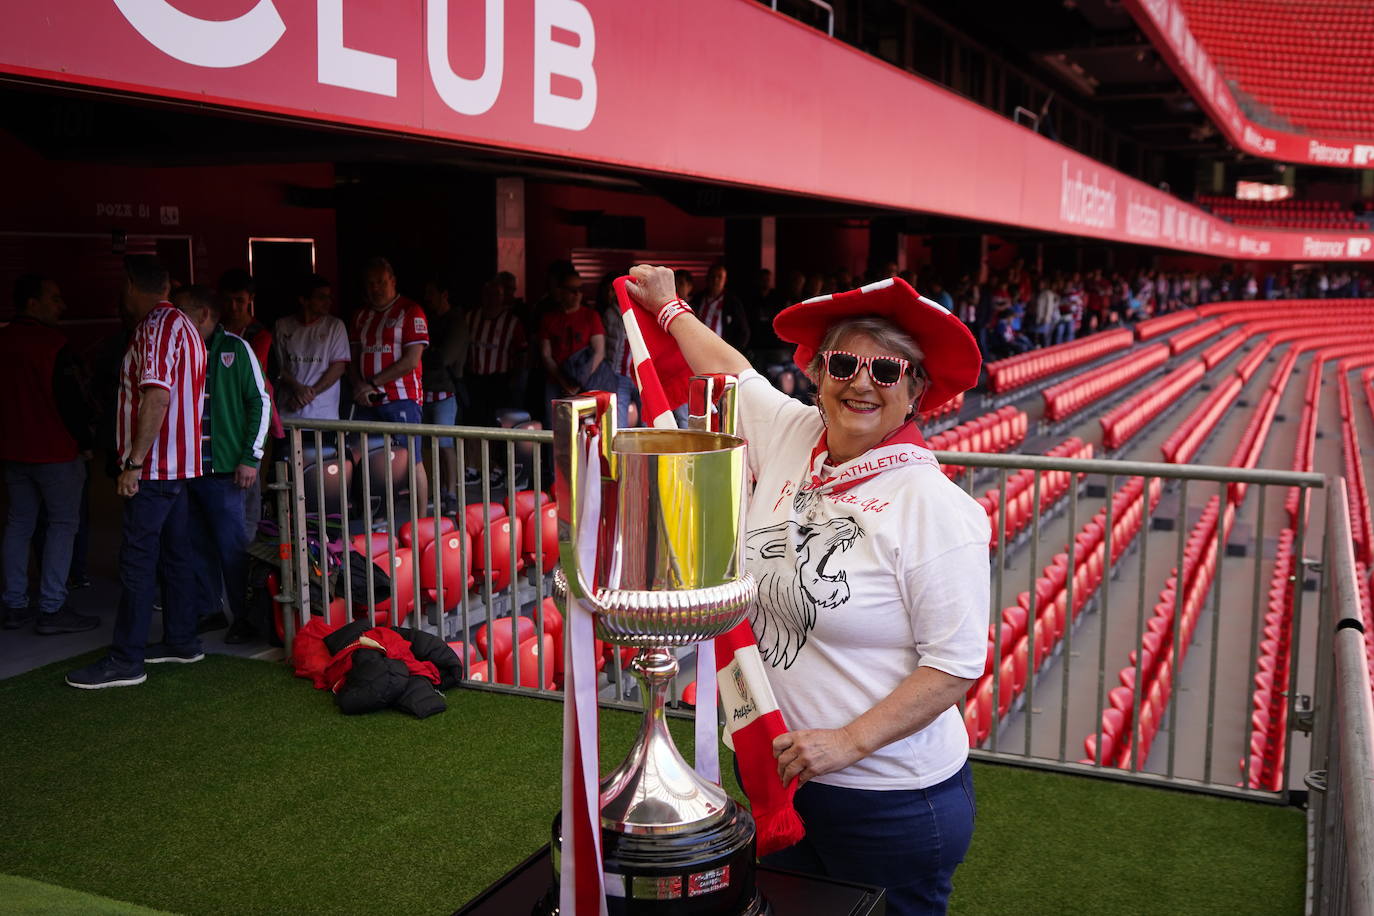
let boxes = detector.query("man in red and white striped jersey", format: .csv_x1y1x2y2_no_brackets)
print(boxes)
67,256,209,690
348,257,430,511
465,276,528,425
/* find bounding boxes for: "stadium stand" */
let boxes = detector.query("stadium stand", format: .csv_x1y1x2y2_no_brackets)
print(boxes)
1180,0,1374,138
1197,195,1366,230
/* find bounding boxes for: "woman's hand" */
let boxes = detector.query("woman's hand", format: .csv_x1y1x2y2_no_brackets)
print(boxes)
625,265,679,319
773,728,864,788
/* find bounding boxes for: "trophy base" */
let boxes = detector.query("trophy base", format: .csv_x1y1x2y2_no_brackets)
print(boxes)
536,802,767,915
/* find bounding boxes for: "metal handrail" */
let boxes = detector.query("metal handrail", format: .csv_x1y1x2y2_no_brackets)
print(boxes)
1316,482,1374,916
284,417,1328,489
929,449,1326,487
283,416,552,443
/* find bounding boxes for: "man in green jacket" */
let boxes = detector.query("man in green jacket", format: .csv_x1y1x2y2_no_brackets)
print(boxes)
176,285,271,644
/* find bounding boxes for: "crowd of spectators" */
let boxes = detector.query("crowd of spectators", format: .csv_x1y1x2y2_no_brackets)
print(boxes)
950,263,1374,361
4,251,1371,679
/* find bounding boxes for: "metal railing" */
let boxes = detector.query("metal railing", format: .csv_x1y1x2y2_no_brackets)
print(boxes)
272,417,654,712
944,450,1324,801
270,420,1373,904
1307,484,1374,916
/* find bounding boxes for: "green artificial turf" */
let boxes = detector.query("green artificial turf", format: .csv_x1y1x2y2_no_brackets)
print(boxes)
0,654,1303,915
0,874,173,914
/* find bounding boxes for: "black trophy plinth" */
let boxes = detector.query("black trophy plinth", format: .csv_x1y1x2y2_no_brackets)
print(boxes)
454,845,885,916
533,801,766,915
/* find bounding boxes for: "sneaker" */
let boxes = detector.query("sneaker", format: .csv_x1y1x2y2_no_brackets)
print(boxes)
464,467,482,486
197,611,229,634
144,643,205,664
68,574,92,590
66,657,146,689
34,606,101,635
2,607,36,630
223,619,260,645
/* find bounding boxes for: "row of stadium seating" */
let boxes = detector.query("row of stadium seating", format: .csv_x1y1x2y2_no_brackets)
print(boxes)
964,476,1161,746
1198,197,1364,231
1244,529,1296,790
1168,319,1223,357
1226,348,1297,505
1082,497,1234,769
1133,309,1198,342
931,405,1027,479
918,390,964,425
267,493,561,648
977,437,1093,551
1099,358,1205,451
1196,196,1348,211
1200,329,1246,371
1161,375,1242,464
1041,344,1169,423
984,328,1134,394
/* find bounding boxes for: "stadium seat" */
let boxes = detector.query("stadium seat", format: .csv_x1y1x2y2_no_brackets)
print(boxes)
473,516,524,592
419,531,474,608
398,516,457,553
476,616,536,661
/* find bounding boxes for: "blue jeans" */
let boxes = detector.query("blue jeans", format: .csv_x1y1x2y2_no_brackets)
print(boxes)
422,395,459,447
1052,319,1076,345
354,398,422,448
614,373,635,429
187,475,250,626
762,760,976,916
112,478,200,665
2,459,85,613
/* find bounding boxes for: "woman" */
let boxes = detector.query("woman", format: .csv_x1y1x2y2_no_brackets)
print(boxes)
625,266,990,915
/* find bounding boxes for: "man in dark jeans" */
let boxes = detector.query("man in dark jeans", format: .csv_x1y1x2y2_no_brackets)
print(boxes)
67,256,208,689
0,274,97,635
176,285,271,643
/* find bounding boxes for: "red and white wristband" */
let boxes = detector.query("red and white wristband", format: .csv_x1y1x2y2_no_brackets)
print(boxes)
656,297,693,333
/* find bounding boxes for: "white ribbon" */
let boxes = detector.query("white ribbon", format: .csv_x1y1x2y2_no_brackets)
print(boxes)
560,429,608,916
694,639,719,783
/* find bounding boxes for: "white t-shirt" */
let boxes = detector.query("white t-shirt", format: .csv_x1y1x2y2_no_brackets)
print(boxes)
274,314,350,421
735,369,990,790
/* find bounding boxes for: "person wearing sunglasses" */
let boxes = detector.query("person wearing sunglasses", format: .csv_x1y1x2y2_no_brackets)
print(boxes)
625,266,989,916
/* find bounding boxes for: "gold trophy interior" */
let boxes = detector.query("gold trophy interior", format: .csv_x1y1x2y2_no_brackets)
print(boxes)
555,378,756,837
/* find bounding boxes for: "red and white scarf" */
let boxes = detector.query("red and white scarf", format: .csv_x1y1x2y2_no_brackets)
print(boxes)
799,420,938,504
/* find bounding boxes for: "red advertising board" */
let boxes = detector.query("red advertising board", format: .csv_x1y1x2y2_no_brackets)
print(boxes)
2,0,1372,260
1126,0,1374,170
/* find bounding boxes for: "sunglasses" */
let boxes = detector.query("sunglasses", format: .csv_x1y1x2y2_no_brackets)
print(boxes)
820,350,913,387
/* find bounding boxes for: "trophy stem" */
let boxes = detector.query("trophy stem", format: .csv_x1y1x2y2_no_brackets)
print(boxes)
631,647,679,710
599,647,730,835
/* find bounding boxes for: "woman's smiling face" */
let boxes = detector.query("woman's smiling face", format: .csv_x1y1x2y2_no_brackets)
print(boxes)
817,330,923,464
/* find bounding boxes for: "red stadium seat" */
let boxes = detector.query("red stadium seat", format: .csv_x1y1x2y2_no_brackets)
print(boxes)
522,502,560,574
398,516,456,552
476,616,536,661
473,515,524,592
419,531,473,609
465,502,508,535
497,635,556,689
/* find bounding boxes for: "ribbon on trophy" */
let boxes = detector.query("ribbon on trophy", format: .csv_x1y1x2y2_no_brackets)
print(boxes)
615,277,719,785
614,276,805,858
561,407,610,916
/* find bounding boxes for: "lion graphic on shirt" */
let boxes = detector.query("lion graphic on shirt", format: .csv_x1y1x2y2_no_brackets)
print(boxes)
746,516,863,669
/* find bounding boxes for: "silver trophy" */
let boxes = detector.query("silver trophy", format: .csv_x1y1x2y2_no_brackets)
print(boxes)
542,376,766,915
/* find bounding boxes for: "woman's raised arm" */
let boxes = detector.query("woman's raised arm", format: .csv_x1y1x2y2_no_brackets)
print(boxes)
626,264,752,376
